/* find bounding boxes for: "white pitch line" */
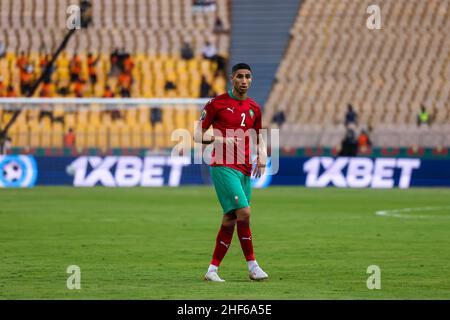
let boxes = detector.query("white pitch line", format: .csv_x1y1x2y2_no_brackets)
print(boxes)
375,206,450,219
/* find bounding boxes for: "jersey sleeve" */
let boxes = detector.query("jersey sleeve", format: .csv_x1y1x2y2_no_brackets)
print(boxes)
200,99,216,129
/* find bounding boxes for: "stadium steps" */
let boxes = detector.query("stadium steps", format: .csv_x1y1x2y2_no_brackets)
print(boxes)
229,0,303,107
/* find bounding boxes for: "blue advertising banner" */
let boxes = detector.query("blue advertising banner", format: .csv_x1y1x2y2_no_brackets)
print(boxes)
1,155,450,188
35,156,206,187
272,157,450,188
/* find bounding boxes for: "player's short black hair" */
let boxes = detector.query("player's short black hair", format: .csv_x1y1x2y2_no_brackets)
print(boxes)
231,63,252,74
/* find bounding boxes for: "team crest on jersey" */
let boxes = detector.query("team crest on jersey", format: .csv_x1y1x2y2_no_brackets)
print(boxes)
249,109,255,119
200,109,207,120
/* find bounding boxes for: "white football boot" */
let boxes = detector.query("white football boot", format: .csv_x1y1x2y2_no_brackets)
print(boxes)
249,265,269,281
204,271,225,282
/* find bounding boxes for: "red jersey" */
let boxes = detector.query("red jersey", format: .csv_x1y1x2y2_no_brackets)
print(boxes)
201,91,262,176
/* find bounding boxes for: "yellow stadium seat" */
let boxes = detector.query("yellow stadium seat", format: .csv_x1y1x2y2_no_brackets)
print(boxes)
153,123,164,148
164,58,175,72
141,124,153,148
29,123,42,148
85,126,97,148
97,126,109,152
138,107,149,124
187,59,199,72
75,126,86,150
51,123,64,148
76,110,89,126
64,112,76,131
16,124,29,148
125,109,137,125
109,125,120,148
131,126,142,148
200,60,211,73
120,125,131,148
89,111,101,126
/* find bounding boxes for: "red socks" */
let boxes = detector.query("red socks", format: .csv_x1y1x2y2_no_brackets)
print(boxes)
210,220,256,267
211,224,235,267
237,219,255,262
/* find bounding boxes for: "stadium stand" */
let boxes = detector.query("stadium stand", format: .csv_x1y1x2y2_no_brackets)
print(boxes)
264,0,450,149
0,0,231,150
1,0,450,152
230,0,301,106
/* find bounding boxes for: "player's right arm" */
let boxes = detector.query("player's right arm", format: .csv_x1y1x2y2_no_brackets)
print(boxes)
193,122,240,146
193,123,215,145
193,100,239,146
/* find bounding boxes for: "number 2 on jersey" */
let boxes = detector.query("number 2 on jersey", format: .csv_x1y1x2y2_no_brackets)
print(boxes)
240,113,246,127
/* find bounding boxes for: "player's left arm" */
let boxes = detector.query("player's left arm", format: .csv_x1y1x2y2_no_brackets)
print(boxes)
252,107,267,178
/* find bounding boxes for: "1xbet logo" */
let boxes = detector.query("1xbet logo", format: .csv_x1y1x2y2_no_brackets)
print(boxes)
67,156,190,187
303,157,421,189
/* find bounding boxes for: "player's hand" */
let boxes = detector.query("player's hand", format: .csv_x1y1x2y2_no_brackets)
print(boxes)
252,157,266,178
215,136,241,146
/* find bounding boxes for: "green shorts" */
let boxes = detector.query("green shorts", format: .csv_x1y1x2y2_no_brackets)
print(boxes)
209,166,252,215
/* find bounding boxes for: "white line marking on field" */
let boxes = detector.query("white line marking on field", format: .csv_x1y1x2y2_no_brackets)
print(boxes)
375,206,450,219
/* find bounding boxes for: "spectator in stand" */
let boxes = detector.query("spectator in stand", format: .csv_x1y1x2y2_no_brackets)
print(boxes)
57,80,70,97
181,42,194,60
417,105,431,127
214,53,227,77
164,79,177,91
87,52,100,90
213,16,226,34
40,53,54,84
20,63,34,96
39,51,48,70
200,75,212,97
102,85,115,98
202,41,217,60
73,78,85,97
339,127,358,157
344,103,358,127
117,47,128,72
201,41,227,77
6,85,17,97
69,52,82,82
271,110,286,129
357,129,372,154
39,82,53,98
103,85,121,120
150,108,162,127
109,48,120,76
164,78,177,97
16,51,28,71
118,71,132,97
64,128,76,148
123,53,134,73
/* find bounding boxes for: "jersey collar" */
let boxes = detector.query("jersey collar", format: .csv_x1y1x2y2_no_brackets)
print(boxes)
228,89,248,101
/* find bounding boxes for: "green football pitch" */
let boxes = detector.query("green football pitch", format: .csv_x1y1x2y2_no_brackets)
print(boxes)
1,186,449,299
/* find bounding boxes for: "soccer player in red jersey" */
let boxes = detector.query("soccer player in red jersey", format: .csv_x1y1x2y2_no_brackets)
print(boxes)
194,63,269,282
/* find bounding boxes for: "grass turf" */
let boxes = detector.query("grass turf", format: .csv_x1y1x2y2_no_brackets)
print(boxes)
1,186,449,299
